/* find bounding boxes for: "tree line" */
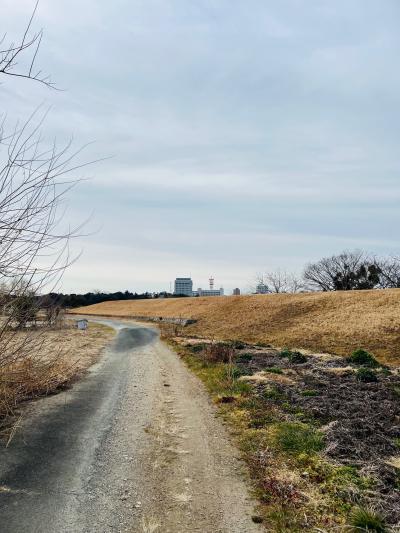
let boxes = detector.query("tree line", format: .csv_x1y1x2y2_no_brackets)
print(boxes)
257,250,400,293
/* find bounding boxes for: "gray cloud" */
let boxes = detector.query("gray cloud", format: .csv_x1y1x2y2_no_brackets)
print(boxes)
2,0,400,293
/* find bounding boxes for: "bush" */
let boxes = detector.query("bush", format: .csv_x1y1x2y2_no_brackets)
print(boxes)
350,507,386,532
280,348,307,364
189,343,205,353
348,349,380,368
228,339,246,350
236,353,253,362
289,351,307,364
274,422,324,454
356,368,378,383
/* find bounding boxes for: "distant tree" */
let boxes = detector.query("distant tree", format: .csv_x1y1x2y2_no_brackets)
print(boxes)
303,250,381,291
376,257,400,288
255,270,304,294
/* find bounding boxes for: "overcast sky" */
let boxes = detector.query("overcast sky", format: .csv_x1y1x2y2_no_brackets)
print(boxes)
2,1,400,294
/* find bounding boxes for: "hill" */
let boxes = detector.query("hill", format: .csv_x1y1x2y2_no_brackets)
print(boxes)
70,289,400,364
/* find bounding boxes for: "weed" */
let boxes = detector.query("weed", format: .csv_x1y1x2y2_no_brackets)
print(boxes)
356,368,378,383
236,352,253,362
189,343,205,353
228,339,246,350
222,365,246,380
348,349,380,368
264,367,283,374
280,348,307,364
349,507,386,532
274,422,324,454
301,389,319,397
263,385,285,401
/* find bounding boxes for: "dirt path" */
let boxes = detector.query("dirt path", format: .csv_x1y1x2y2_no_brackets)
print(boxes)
0,319,262,532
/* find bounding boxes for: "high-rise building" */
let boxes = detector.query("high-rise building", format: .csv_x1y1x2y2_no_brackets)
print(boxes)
174,277,193,296
233,288,241,295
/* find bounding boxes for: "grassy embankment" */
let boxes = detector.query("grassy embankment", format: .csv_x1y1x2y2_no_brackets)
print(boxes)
72,292,400,531
70,289,400,365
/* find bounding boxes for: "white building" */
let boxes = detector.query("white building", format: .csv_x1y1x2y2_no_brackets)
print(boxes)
174,277,193,296
196,287,224,297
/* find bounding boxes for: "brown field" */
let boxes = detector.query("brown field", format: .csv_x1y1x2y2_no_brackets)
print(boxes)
0,322,114,426
70,289,400,365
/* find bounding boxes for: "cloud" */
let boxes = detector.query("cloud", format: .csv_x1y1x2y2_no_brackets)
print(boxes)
2,1,400,293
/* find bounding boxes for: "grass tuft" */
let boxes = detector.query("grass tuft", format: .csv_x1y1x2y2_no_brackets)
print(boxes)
350,507,386,532
273,422,324,454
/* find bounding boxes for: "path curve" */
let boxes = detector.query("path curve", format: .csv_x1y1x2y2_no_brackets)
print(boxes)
0,318,262,532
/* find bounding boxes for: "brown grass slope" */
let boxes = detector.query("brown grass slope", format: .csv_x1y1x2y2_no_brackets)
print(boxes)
71,289,400,364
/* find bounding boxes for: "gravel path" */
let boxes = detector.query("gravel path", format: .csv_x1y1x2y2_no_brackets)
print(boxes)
0,319,261,532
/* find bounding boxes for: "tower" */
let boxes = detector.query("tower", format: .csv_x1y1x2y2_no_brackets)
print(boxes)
209,277,214,290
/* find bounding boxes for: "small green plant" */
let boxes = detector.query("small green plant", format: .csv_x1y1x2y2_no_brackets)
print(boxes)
348,349,380,368
280,347,292,358
301,389,319,397
392,386,400,398
189,343,205,353
236,353,253,362
274,422,324,454
349,507,386,532
228,339,246,350
280,348,307,363
222,365,246,380
264,367,283,374
356,368,378,383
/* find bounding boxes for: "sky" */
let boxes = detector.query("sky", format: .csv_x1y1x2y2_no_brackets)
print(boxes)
2,0,400,294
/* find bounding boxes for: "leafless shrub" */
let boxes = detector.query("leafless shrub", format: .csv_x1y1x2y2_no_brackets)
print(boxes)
376,256,400,288
203,342,235,363
255,270,304,294
0,3,91,424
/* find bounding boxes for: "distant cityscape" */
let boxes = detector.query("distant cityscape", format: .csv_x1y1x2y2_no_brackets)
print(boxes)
173,277,241,297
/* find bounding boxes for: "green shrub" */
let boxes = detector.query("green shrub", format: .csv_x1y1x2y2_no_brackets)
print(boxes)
236,353,253,362
289,351,307,364
264,367,283,374
274,422,324,454
228,339,246,350
279,348,307,365
280,348,307,364
350,507,386,532
356,368,378,383
189,343,205,353
348,349,379,368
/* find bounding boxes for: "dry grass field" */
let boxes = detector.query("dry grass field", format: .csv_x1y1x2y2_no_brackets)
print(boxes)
70,289,400,365
0,322,114,427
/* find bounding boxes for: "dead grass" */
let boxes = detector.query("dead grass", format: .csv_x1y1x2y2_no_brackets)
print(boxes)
0,322,114,426
70,289,400,365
